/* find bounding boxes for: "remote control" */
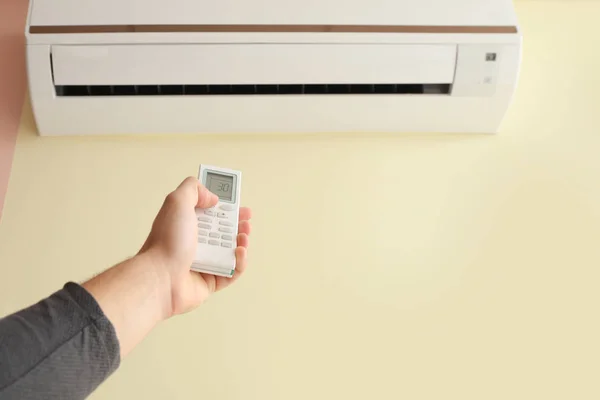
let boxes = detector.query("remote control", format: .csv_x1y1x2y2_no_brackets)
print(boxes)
192,165,242,278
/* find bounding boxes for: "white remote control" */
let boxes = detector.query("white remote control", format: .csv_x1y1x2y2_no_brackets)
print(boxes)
192,165,242,278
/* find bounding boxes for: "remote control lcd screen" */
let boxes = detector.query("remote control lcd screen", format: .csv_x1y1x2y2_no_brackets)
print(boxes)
206,172,234,201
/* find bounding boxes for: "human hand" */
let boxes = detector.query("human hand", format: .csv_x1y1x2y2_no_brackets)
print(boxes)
140,177,252,317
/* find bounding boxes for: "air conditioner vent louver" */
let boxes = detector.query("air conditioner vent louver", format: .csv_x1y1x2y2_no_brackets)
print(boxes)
55,84,452,97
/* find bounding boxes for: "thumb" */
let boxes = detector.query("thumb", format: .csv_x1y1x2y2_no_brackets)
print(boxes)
197,182,219,209
176,177,218,209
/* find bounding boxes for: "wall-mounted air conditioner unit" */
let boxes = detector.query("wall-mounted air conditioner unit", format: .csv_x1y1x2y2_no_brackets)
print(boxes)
26,0,522,135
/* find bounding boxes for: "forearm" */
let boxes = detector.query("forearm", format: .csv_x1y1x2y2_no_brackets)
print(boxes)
0,253,171,399
82,250,172,358
0,283,120,399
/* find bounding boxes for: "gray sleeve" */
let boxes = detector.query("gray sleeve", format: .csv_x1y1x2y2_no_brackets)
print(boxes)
0,282,120,400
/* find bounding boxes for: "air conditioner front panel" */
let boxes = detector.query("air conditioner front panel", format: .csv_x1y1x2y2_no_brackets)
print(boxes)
51,44,457,86
27,40,521,135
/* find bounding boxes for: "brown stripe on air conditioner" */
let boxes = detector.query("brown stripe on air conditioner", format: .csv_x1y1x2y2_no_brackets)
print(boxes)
29,24,518,35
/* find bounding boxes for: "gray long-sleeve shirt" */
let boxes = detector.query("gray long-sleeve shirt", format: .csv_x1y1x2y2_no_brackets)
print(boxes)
0,283,120,399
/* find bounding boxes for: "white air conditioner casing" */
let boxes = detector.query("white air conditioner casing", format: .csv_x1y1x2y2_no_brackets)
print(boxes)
26,0,522,135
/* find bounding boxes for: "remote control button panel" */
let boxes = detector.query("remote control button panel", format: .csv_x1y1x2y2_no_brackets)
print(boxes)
196,205,236,249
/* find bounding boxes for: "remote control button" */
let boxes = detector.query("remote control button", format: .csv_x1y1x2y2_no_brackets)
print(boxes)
220,204,235,211
219,227,233,233
219,221,233,227
198,223,211,229
221,242,232,248
204,210,216,216
217,212,228,218
198,237,207,243
198,230,208,236
221,234,233,241
209,232,220,238
208,240,220,246
198,216,213,223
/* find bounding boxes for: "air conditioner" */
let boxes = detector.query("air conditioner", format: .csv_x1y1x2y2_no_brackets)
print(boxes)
26,0,522,136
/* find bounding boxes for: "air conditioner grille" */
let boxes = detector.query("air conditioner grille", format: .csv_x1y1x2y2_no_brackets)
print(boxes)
55,84,451,97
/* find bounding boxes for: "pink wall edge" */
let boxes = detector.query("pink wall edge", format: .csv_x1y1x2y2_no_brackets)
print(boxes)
0,0,29,219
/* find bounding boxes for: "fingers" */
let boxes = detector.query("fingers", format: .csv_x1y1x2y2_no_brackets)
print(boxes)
214,246,247,291
173,177,218,209
234,246,248,274
237,232,249,248
238,207,252,238
239,207,252,221
238,220,251,236
229,239,249,281
237,209,252,240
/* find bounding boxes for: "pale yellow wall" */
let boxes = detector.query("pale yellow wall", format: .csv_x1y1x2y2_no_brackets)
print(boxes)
1,1,600,399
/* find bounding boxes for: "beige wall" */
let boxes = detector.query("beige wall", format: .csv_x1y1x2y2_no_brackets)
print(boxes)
1,1,600,399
